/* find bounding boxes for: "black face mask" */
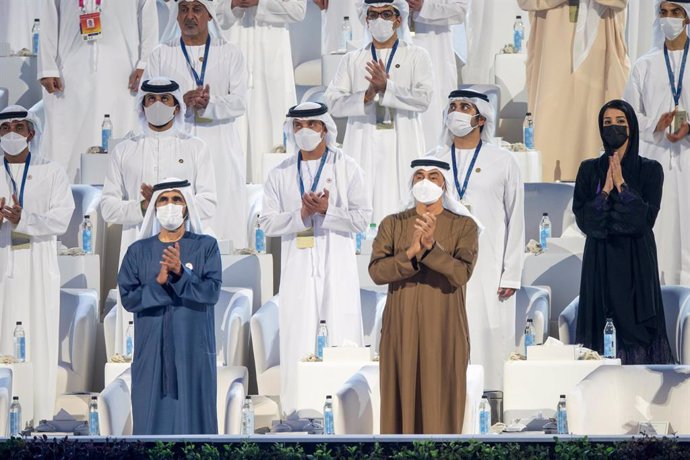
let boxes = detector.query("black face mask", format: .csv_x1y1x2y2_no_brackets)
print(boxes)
601,125,628,154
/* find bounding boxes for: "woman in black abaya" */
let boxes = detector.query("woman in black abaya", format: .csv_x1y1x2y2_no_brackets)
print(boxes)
573,99,674,364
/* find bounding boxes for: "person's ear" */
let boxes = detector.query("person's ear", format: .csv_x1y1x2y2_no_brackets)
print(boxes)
26,131,34,143
476,116,486,127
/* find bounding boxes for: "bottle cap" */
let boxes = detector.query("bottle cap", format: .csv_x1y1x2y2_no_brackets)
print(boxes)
516,15,522,18
245,395,251,400
527,318,533,323
560,394,566,398
91,396,97,400
369,223,376,228
526,112,532,116
344,16,349,20
84,214,90,218
320,320,326,324
105,114,110,117
326,395,332,399
12,396,18,400
129,320,134,325
16,321,22,325
542,212,548,216
34,18,39,22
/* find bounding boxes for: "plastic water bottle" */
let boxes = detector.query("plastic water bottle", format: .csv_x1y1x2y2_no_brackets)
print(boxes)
479,397,491,434
9,396,21,436
355,232,364,255
323,395,335,434
341,16,352,52
240,396,254,435
524,318,536,356
89,396,99,436
82,215,93,254
366,223,378,240
31,19,40,55
513,15,524,52
101,114,113,152
255,215,266,254
316,320,329,359
125,321,134,359
13,322,25,363
603,318,616,359
539,213,551,250
523,112,534,149
556,394,568,434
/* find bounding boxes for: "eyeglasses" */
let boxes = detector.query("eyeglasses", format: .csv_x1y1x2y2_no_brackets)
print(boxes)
366,10,398,21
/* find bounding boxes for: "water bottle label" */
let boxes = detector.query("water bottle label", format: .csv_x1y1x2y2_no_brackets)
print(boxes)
524,333,535,353
101,129,112,151
32,34,39,55
18,337,25,362
255,229,265,253
126,337,133,357
513,30,523,52
479,410,490,434
89,411,99,435
604,334,615,358
524,126,534,150
557,409,568,434
83,229,92,253
539,227,549,249
324,412,334,435
316,335,327,359
355,232,363,254
9,411,20,436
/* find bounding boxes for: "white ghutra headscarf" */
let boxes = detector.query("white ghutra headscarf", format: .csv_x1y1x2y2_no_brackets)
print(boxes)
137,178,206,240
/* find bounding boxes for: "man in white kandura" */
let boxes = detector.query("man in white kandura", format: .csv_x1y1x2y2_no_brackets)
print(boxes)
147,0,248,247
325,0,433,224
217,0,306,184
429,89,524,392
0,106,75,423
408,0,467,147
312,0,363,55
38,0,159,181
260,102,372,416
101,77,217,356
624,0,690,285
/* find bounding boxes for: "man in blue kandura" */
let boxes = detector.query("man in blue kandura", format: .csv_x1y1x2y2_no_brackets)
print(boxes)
118,178,221,435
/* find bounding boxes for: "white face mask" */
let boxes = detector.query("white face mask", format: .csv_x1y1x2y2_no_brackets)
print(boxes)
294,128,324,152
445,111,478,138
0,132,29,156
368,18,395,43
156,203,185,231
660,17,687,41
412,178,444,205
144,101,177,128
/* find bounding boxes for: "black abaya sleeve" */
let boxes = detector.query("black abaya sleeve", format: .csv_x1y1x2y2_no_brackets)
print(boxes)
573,161,609,239
608,161,663,236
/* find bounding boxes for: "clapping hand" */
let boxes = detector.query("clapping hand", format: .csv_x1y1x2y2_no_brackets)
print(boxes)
183,85,210,110
1,194,22,225
407,0,424,12
40,77,64,94
667,122,689,143
365,59,389,94
0,197,5,224
301,190,329,218
415,212,436,250
128,69,144,92
312,0,328,10
140,183,153,212
655,110,676,133
161,242,183,276
498,287,516,301
406,227,424,260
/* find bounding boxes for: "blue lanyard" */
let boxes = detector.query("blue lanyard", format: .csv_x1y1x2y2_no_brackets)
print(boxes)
298,149,329,196
664,39,689,107
370,39,399,74
180,35,210,87
3,152,31,207
451,142,482,201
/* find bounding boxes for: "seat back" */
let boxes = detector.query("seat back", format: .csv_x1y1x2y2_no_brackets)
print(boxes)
61,185,103,249
58,289,98,393
660,286,690,364
250,297,281,375
523,183,575,243
334,364,380,435
220,288,252,367
98,369,132,436
0,368,12,436
515,286,550,348
216,366,248,435
558,297,579,345
360,289,386,351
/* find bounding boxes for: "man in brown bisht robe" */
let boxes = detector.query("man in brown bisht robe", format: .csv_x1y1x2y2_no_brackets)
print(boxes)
519,0,630,181
369,159,480,434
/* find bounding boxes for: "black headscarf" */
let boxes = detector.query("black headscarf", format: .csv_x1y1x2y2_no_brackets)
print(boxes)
596,99,643,192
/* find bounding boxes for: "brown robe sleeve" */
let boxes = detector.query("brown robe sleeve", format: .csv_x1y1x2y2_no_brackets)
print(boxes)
368,215,420,285
517,0,567,11
419,218,479,288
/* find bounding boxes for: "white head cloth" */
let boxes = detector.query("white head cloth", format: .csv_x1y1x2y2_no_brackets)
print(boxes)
135,77,187,133
358,0,413,45
571,0,610,71
160,0,225,45
404,159,484,233
0,104,43,153
440,90,496,147
283,102,338,155
650,1,690,52
136,177,205,240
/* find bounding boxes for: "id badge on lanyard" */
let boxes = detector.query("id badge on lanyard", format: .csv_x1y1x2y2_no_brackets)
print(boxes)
79,0,103,42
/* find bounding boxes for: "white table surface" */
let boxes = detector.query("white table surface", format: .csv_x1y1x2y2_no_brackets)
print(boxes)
0,363,34,429
58,253,101,300
0,55,42,108
503,359,621,422
509,150,542,183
